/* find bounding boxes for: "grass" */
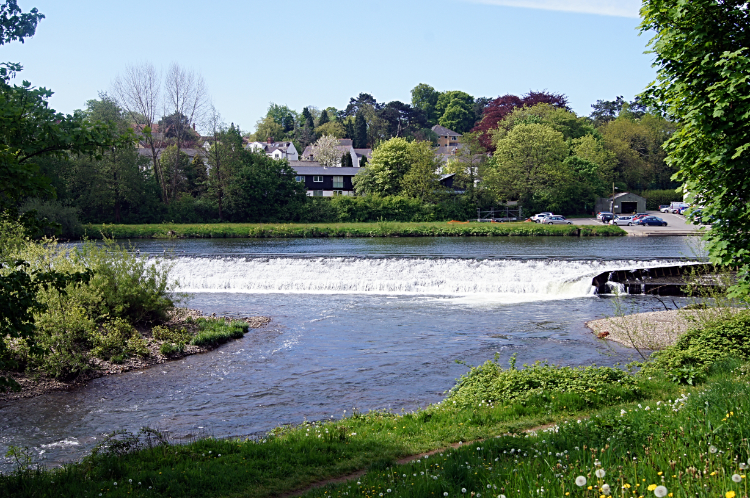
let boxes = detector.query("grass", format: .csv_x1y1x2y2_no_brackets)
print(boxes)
81,221,625,239
3,313,748,498
190,318,249,347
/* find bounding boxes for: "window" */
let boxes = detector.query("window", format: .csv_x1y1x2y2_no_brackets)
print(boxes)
295,176,304,182
313,176,323,182
333,190,343,196
313,190,324,197
333,176,343,188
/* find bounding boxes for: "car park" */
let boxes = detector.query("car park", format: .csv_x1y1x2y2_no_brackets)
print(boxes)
530,212,554,222
636,216,668,226
610,216,635,226
544,215,572,225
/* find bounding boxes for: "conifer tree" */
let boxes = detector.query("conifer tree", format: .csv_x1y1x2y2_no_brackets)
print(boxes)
354,111,367,148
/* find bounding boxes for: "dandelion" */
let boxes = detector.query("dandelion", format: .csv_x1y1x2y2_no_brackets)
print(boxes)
596,469,606,478
727,492,736,498
648,484,657,491
576,476,587,487
114,482,118,486
710,445,718,454
733,474,742,483
387,489,391,493
601,484,611,495
462,488,467,493
444,493,449,497
654,485,668,497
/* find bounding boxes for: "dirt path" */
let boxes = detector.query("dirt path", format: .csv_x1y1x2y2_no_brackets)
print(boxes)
280,422,561,497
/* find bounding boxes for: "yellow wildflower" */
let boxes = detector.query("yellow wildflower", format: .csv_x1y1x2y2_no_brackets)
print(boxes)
726,491,736,498
648,484,657,491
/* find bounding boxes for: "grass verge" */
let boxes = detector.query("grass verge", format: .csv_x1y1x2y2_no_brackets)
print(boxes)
81,222,625,239
3,312,748,498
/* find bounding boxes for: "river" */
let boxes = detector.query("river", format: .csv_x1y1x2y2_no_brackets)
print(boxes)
0,236,706,471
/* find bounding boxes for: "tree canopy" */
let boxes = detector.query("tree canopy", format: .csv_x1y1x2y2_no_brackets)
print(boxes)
641,0,750,295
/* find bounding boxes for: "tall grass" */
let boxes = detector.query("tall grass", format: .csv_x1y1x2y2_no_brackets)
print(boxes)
82,222,625,239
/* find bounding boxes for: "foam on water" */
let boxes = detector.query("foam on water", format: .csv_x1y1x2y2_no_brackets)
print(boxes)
169,256,685,303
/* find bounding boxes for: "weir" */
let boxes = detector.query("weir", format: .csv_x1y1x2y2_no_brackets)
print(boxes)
591,263,732,296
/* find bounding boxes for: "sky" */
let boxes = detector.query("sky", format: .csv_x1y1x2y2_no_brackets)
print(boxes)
3,0,653,133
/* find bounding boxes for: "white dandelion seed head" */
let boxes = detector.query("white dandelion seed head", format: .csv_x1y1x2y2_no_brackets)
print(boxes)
601,483,611,495
654,485,668,497
596,469,606,478
575,476,587,487
733,474,742,483
462,488,467,493
709,445,718,454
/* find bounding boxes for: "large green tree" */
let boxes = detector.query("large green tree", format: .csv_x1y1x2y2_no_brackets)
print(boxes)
410,83,440,126
641,0,750,295
435,91,475,133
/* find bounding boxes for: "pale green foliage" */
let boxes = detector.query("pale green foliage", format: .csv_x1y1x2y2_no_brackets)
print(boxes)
399,140,443,202
493,103,592,143
353,137,412,196
310,134,343,167
252,115,285,142
354,138,440,199
484,123,569,203
571,134,615,175
315,120,346,138
641,0,750,296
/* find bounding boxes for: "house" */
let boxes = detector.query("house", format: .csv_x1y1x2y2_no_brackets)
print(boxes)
432,124,461,147
301,138,371,167
595,192,647,214
289,161,360,196
245,138,299,161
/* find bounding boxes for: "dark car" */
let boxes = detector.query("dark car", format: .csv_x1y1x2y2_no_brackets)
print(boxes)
636,216,668,227
600,213,614,223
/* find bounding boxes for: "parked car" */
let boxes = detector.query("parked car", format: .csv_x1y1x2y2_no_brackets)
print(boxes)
610,216,635,226
668,202,689,213
600,213,614,224
632,213,649,220
636,216,668,226
659,205,670,213
597,211,613,221
545,215,572,225
531,212,554,222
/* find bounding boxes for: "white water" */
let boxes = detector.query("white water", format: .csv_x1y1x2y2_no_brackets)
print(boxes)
170,256,684,303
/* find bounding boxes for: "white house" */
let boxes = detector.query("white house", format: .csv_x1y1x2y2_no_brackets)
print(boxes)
245,139,299,161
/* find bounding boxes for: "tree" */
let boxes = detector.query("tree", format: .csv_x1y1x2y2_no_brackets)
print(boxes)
301,107,315,130
224,151,307,221
253,115,285,142
205,106,242,221
400,141,443,202
310,135,343,167
410,83,440,126
472,91,569,151
352,137,412,196
318,108,329,127
315,120,346,138
641,0,750,295
340,152,353,168
163,63,208,202
435,91,475,133
266,103,296,133
483,123,569,204
354,111,367,148
379,101,427,138
112,62,165,201
442,131,487,204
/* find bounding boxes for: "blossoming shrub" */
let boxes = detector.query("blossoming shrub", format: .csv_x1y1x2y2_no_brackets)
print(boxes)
446,355,641,408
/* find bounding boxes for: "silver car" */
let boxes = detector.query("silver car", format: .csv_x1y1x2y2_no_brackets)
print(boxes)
531,212,554,222
610,216,635,226
544,215,572,225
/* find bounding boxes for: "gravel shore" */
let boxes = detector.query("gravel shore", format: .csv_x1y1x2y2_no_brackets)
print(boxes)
0,309,271,403
586,307,742,350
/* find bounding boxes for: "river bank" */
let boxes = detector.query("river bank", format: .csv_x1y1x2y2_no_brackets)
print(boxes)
80,221,625,239
0,309,271,404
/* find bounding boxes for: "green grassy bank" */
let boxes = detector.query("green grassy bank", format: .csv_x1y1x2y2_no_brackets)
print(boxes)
3,311,749,498
81,222,625,239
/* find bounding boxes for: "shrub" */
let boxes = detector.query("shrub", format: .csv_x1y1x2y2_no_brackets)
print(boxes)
446,354,640,408
19,198,83,239
90,318,133,361
159,342,184,356
645,310,750,383
31,305,95,380
640,189,684,210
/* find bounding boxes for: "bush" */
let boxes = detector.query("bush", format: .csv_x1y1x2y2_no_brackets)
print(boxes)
19,198,83,239
645,310,750,383
446,354,640,408
640,189,684,210
90,318,134,361
31,305,95,380
159,342,184,356
190,319,249,347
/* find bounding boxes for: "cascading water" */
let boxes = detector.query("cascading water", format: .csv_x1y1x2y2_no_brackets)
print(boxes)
168,256,687,303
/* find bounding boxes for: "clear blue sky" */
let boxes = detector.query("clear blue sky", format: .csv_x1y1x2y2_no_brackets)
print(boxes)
3,0,652,133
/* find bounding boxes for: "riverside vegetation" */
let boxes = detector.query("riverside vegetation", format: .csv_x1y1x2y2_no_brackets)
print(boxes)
2,308,749,497
0,217,255,395
82,221,625,240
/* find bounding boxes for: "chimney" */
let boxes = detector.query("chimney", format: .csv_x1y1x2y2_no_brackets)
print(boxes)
267,137,273,144
193,123,196,131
